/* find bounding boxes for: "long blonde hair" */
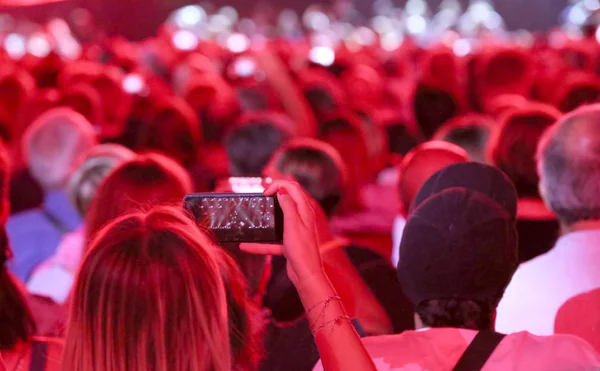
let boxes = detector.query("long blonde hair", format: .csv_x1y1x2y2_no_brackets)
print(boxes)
62,206,232,371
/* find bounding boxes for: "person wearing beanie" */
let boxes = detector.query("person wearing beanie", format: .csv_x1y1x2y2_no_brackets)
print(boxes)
314,188,600,370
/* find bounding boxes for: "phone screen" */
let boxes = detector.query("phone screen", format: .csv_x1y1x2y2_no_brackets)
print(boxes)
184,193,283,243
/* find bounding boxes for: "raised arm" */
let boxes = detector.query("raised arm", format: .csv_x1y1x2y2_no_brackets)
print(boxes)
241,180,376,371
253,49,318,137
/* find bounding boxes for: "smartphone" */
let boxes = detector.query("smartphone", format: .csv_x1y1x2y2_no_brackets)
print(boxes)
184,193,284,244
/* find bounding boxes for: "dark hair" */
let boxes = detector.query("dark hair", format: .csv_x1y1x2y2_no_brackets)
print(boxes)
489,106,559,198
225,119,291,177
136,99,201,167
557,81,600,113
273,142,344,216
415,298,494,331
304,87,337,121
0,227,37,349
220,245,268,298
385,124,421,157
435,115,494,163
413,84,459,139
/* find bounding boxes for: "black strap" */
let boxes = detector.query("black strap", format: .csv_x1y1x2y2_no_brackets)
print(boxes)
452,331,505,371
29,340,48,371
42,209,70,234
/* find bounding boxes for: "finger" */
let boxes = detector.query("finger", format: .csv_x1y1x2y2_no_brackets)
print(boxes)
266,180,314,223
239,243,284,256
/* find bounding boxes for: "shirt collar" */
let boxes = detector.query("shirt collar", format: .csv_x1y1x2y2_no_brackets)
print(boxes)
44,190,82,230
555,229,600,251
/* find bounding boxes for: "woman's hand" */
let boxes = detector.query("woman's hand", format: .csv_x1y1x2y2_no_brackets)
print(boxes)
240,180,325,287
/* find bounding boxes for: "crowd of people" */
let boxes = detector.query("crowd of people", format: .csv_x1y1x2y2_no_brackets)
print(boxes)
0,1,599,370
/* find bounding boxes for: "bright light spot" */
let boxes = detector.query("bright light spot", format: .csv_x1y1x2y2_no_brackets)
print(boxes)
309,46,335,66
208,14,231,33
595,27,600,43
406,15,427,35
452,39,472,56
233,57,256,77
174,5,206,28
355,27,377,46
57,36,81,60
585,0,600,11
304,11,330,31
27,34,51,58
372,16,393,34
48,19,70,36
435,8,459,26
470,1,494,22
381,32,403,51
172,30,198,51
4,33,26,59
568,5,588,25
484,11,503,29
226,33,250,53
123,74,144,94
219,6,238,23
406,0,427,15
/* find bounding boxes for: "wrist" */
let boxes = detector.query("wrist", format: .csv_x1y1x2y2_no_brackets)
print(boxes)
295,272,339,311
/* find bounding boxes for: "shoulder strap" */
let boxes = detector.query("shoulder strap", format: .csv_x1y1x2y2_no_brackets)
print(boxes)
29,340,48,371
42,209,70,234
452,331,505,371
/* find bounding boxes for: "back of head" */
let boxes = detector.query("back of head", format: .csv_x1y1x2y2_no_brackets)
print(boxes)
398,189,518,330
413,84,459,139
136,98,201,167
489,104,560,198
398,141,470,214
68,144,136,218
225,112,294,177
85,153,192,246
319,113,370,188
555,73,600,113
24,108,97,191
434,114,494,163
538,104,600,226
478,49,533,99
268,138,346,216
59,83,104,127
64,206,231,371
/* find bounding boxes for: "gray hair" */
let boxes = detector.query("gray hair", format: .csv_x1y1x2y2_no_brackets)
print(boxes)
537,104,600,225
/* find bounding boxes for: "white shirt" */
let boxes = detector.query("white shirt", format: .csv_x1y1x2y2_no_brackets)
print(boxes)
27,227,85,304
496,229,600,336
391,215,406,267
313,328,600,371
